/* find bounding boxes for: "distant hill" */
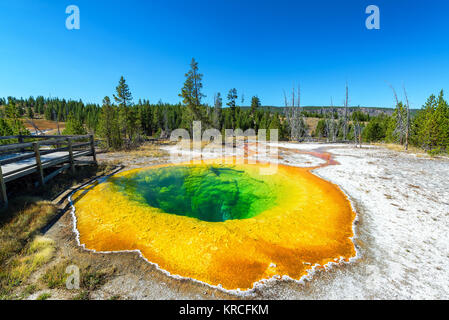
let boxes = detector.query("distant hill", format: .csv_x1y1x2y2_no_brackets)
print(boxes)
239,106,419,117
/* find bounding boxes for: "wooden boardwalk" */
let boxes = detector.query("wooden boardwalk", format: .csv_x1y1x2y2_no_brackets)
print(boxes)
0,135,97,206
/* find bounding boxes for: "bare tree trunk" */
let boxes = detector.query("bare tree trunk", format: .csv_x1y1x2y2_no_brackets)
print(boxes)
330,98,336,142
52,109,60,135
325,107,330,143
403,86,410,151
359,122,363,148
344,83,349,141
27,119,43,135
285,85,306,142
296,84,305,140
389,83,407,148
354,122,363,148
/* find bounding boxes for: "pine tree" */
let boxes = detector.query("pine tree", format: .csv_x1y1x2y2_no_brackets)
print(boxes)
98,96,122,149
0,100,29,143
44,105,53,120
363,114,389,142
27,106,34,119
63,113,86,135
113,76,133,108
433,91,449,151
227,88,238,129
114,76,139,144
235,107,244,130
179,58,207,127
414,91,449,154
137,100,153,136
268,113,282,140
250,96,261,115
314,119,326,138
213,93,222,130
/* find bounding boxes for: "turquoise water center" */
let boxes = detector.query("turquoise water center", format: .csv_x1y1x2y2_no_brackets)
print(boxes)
109,165,278,222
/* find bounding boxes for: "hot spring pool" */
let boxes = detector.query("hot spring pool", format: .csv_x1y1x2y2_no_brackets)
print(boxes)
110,165,277,222
72,159,356,291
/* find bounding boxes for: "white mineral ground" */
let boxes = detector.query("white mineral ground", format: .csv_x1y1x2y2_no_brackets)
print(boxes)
160,142,449,299
52,142,449,300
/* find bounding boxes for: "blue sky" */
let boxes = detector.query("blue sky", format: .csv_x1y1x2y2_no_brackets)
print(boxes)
0,0,448,108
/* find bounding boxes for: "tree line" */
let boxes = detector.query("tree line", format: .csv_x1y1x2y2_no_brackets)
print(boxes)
312,90,449,154
1,58,448,154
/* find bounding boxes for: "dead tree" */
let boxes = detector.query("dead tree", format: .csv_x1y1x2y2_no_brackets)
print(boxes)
323,100,330,142
343,83,349,141
285,85,306,141
213,93,222,130
325,98,338,143
403,86,411,151
322,106,329,142
352,107,363,148
161,106,170,139
26,119,44,135
388,84,407,148
52,109,61,135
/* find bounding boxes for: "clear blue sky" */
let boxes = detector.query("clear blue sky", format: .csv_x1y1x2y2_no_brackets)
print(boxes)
0,0,448,109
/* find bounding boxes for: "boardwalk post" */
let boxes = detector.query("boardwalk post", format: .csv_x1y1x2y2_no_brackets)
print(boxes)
33,142,45,186
89,135,97,164
0,165,8,207
18,135,25,153
67,137,75,174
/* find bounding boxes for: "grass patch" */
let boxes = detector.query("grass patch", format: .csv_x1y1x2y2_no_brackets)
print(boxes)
1,236,55,299
0,198,58,299
22,284,37,297
81,265,116,291
0,198,57,265
117,142,169,160
37,293,51,300
0,163,115,300
41,261,70,289
41,260,116,293
375,143,430,155
72,290,89,300
9,236,55,281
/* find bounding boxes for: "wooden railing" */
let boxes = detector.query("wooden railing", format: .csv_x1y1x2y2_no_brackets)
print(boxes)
0,135,97,207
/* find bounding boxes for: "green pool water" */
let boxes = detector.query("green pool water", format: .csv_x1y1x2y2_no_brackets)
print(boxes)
109,165,277,222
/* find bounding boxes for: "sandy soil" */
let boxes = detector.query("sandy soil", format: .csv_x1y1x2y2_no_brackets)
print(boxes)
38,142,449,300
22,119,66,135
